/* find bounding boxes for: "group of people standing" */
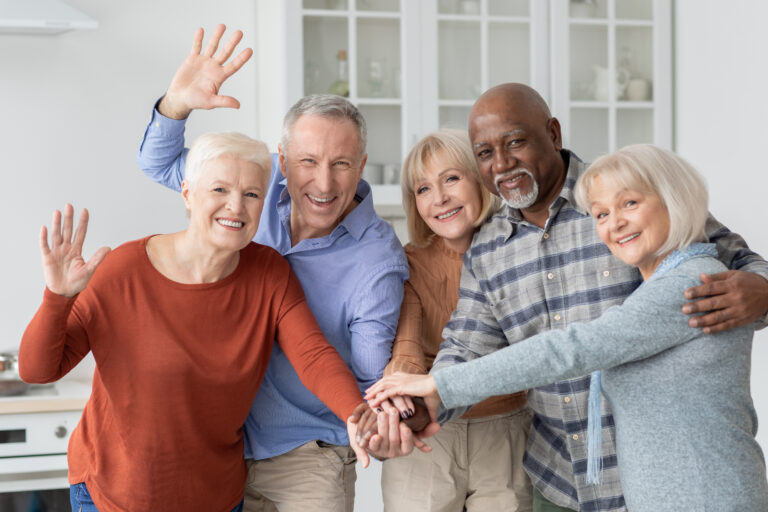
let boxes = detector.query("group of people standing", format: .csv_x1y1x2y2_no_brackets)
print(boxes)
19,24,768,511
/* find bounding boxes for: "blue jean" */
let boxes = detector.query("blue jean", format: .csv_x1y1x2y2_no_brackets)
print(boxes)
70,482,244,512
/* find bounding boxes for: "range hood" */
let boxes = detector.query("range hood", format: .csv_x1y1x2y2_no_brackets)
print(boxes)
0,0,97,35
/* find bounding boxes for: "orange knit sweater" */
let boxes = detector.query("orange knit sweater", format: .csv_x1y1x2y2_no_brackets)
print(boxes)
20,237,363,512
385,237,526,418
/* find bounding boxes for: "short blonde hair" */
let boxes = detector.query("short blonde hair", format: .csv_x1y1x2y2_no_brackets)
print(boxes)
574,144,708,257
401,130,501,247
186,132,272,190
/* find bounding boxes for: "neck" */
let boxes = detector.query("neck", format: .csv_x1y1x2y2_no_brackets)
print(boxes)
442,233,472,254
169,231,240,283
289,196,358,246
521,160,567,229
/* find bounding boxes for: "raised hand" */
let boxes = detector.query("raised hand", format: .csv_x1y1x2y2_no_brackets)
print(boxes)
159,24,253,120
365,372,441,421
40,204,111,297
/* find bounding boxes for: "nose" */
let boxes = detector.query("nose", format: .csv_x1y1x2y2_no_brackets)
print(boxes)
492,147,517,174
226,192,245,213
314,163,333,194
609,210,627,232
433,184,449,206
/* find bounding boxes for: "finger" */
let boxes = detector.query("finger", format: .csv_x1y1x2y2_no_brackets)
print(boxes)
397,422,414,455
71,208,89,252
682,297,725,316
61,204,74,245
367,433,382,453
190,27,204,55
688,308,736,330
215,29,244,64
391,396,411,418
223,48,254,78
417,422,441,439
50,209,62,247
353,441,369,469
208,95,241,110
375,410,390,452
411,428,432,453
387,409,399,455
85,247,111,274
684,278,730,300
39,225,51,257
378,396,395,415
203,24,226,57
403,395,414,415
348,402,368,424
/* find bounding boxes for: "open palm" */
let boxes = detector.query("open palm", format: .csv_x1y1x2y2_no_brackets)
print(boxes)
40,204,110,297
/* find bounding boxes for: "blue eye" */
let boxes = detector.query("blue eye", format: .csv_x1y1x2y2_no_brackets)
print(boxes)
416,186,429,195
213,187,225,193
245,192,259,198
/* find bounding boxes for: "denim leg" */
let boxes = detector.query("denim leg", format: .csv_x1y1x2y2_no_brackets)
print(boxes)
69,482,99,512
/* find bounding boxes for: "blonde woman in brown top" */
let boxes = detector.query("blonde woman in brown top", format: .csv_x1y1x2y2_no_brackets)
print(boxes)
380,130,534,511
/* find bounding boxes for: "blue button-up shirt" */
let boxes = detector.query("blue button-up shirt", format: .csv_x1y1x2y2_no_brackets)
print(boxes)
137,108,408,459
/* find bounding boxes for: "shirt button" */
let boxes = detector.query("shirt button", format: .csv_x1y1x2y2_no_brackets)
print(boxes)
572,434,579,441
564,396,571,403
547,272,555,280
543,233,550,239
554,314,561,321
603,270,610,277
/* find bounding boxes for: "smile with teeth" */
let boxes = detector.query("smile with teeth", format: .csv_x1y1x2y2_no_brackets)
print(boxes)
217,218,244,228
496,171,528,188
618,233,640,244
308,193,334,204
436,207,462,220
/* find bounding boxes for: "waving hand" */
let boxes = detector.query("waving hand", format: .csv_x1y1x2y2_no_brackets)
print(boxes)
159,24,253,120
40,204,111,297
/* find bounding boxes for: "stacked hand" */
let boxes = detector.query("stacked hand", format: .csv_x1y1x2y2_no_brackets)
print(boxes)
40,204,110,297
159,24,253,120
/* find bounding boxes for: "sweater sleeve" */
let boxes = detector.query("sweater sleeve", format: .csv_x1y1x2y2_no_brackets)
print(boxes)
384,281,428,375
275,272,364,421
19,288,91,383
434,264,711,410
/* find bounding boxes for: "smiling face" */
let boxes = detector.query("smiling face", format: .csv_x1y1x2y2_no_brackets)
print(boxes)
468,84,566,227
413,152,483,253
278,115,366,243
182,155,266,254
589,173,671,280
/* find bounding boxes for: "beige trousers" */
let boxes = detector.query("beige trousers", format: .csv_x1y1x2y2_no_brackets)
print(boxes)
381,407,534,512
243,441,357,512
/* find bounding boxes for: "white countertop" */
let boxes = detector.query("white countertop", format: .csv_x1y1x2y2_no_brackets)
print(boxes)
0,379,90,414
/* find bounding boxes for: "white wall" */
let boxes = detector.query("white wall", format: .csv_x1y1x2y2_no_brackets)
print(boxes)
675,0,768,453
0,0,257,351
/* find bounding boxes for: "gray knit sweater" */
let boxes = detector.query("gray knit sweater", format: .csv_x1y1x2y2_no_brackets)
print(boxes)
434,253,768,510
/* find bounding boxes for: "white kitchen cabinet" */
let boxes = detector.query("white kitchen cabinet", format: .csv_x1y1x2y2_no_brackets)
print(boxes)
256,0,672,205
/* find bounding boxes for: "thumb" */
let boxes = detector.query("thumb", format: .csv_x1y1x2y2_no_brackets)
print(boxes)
210,95,241,110
85,246,111,273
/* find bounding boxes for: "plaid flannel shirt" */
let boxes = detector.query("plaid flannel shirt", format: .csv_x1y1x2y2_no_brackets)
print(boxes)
432,150,768,511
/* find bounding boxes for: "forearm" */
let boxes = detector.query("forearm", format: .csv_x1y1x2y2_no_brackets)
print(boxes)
135,101,190,191
19,289,88,383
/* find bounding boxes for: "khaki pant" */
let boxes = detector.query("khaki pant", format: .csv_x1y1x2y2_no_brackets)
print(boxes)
243,441,357,512
382,407,534,512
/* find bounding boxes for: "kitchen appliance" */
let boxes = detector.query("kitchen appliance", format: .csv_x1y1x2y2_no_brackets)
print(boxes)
0,378,89,509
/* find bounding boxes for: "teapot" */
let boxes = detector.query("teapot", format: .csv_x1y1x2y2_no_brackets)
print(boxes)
592,65,630,101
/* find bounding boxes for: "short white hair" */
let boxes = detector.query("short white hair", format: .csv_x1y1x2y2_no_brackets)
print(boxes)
185,132,271,189
574,144,709,257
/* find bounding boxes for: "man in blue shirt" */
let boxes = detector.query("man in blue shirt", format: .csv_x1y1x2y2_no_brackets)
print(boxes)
136,25,418,511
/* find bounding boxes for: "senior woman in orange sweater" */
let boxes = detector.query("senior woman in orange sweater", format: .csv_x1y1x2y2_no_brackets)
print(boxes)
20,132,368,512
379,130,534,511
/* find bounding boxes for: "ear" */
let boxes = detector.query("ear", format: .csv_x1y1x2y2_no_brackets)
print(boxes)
181,180,192,209
277,144,288,179
357,153,368,181
547,117,563,151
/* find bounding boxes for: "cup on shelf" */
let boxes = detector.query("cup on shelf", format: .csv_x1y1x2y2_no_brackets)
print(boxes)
363,163,383,185
626,79,652,101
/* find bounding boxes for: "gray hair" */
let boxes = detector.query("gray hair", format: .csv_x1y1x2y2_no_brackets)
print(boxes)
185,132,272,190
280,94,367,159
574,144,708,258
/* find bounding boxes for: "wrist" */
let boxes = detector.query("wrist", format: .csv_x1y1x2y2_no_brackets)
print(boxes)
158,94,191,120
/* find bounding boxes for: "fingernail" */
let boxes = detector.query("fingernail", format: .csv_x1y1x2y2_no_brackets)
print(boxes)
376,408,382,413
408,408,414,417
682,306,692,314
400,411,408,419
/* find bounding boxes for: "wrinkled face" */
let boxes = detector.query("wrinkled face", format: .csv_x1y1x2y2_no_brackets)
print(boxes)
589,174,671,279
183,155,267,253
413,153,483,252
279,115,366,242
469,97,564,212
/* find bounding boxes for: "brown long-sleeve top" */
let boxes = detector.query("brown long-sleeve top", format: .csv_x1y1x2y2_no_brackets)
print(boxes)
20,237,364,512
384,236,526,418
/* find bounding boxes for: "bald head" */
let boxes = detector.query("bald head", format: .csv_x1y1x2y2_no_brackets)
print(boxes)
467,83,566,227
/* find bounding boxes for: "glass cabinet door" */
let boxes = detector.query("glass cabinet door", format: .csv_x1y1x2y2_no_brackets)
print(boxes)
431,0,546,132
552,0,671,163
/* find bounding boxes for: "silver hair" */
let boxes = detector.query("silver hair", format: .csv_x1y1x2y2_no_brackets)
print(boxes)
280,94,367,159
574,144,709,257
185,132,272,190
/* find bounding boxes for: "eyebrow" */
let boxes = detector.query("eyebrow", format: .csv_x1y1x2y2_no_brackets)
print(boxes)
472,129,525,150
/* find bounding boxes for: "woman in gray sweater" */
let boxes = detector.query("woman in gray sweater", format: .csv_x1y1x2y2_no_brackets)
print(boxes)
366,144,768,511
